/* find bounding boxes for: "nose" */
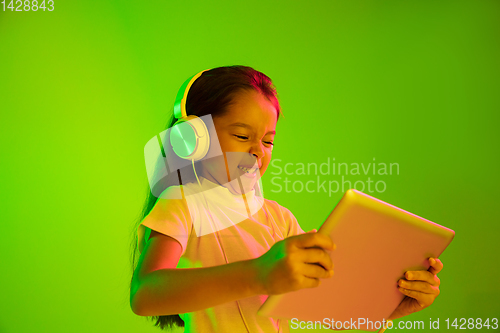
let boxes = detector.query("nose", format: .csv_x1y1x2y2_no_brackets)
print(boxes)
249,141,265,167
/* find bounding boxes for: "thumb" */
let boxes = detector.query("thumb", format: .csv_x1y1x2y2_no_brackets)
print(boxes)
307,229,317,233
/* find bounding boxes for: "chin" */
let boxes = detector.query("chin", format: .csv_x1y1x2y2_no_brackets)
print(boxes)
228,176,258,195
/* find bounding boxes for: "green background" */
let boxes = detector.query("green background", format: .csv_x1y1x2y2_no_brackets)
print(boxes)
1,0,499,332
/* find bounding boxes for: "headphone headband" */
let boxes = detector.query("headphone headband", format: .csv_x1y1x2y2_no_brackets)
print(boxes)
173,68,211,119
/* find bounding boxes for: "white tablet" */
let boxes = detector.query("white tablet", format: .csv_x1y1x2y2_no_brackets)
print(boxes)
258,189,455,331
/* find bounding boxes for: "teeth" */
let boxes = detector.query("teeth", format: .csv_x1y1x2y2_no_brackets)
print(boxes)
238,166,257,174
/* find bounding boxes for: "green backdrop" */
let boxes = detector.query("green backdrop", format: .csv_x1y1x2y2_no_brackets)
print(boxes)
1,0,499,332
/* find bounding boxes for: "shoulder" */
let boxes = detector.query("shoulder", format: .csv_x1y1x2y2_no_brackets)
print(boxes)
157,181,197,200
150,184,196,222
264,198,305,237
263,198,295,220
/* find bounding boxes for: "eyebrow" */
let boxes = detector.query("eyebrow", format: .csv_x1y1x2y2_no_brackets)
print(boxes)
228,122,276,135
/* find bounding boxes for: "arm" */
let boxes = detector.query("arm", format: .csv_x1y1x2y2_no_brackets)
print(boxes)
131,230,335,316
130,230,265,316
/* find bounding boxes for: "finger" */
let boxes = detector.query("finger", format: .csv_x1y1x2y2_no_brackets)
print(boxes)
306,229,317,233
301,275,322,289
294,232,335,251
405,270,440,287
303,262,334,279
398,279,440,295
428,257,443,275
300,247,334,271
398,288,435,307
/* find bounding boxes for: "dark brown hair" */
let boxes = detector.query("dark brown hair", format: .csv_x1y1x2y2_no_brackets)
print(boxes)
129,65,282,330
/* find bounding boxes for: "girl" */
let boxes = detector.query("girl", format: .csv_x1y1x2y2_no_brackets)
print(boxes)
129,66,443,332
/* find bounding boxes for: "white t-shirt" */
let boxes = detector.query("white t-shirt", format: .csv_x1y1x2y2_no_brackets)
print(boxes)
137,177,305,332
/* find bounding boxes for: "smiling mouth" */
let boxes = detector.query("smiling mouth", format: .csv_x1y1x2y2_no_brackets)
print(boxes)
237,165,259,174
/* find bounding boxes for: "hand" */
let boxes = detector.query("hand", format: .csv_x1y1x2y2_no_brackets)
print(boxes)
252,229,336,295
389,257,443,319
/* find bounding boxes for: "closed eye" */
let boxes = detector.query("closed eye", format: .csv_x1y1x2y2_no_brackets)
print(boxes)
234,135,274,146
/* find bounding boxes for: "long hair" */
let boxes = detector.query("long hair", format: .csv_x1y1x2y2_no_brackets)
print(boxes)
129,65,282,331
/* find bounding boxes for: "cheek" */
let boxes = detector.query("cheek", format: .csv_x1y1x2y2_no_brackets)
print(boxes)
260,156,272,175
201,155,231,181
218,134,236,152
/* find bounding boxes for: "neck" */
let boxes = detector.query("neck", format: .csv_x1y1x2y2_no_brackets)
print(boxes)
201,170,256,196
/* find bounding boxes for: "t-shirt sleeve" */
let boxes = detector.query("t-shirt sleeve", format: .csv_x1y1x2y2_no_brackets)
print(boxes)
137,185,193,257
279,205,305,238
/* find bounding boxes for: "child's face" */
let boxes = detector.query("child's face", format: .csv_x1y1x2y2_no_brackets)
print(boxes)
200,89,277,195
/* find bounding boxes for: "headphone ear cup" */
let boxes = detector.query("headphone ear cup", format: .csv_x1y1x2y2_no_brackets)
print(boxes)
170,115,210,161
